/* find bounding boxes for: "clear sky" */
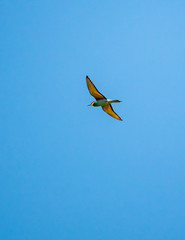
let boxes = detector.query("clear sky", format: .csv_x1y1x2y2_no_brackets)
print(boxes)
1,1,185,239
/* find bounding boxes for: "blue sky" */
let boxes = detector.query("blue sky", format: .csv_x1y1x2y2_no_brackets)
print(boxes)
1,1,185,239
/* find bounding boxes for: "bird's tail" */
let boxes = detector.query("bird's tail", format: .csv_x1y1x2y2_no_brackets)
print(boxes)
112,100,122,103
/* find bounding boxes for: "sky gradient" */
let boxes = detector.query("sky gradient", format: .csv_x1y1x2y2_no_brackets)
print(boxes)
1,1,185,239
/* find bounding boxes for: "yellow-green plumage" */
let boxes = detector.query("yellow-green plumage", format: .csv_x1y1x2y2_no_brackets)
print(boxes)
86,76,122,121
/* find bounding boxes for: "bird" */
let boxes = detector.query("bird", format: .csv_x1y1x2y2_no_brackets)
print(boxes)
86,75,122,121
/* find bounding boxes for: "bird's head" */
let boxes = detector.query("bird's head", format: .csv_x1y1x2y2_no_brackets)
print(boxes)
88,101,95,106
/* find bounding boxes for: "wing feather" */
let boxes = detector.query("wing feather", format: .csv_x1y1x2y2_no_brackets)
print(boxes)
86,76,106,100
102,104,122,121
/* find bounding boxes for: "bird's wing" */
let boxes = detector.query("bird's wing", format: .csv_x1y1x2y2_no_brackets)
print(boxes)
102,104,122,121
86,76,106,100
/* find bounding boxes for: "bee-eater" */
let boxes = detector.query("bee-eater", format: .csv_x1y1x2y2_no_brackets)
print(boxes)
86,76,122,121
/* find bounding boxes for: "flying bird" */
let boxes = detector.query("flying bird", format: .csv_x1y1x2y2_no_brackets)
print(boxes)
86,76,122,121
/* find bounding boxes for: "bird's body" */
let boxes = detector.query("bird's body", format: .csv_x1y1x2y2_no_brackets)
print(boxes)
86,76,122,121
90,99,121,107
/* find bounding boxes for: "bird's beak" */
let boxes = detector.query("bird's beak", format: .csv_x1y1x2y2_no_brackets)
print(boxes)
88,104,91,106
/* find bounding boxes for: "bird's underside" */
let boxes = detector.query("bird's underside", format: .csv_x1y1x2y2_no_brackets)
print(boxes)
86,76,122,121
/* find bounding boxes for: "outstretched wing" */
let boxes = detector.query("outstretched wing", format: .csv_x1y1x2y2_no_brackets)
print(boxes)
86,76,106,100
102,104,122,121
